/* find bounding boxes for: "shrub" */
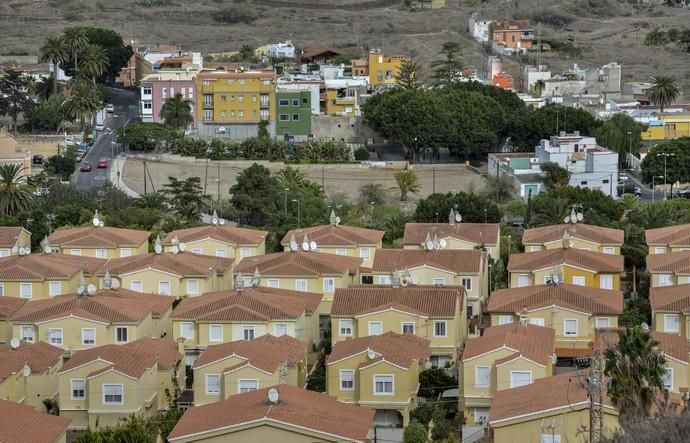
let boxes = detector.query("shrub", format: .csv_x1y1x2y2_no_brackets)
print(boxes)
213,5,258,24
354,146,370,161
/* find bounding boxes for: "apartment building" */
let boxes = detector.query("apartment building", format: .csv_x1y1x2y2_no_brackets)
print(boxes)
140,71,197,124
647,251,690,287
163,222,267,263
646,223,690,254
523,223,624,254
48,223,150,259
650,284,690,337
403,217,500,258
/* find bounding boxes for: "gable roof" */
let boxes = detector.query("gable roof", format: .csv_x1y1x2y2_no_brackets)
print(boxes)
171,287,322,322
507,248,623,273
0,400,70,443
327,332,430,368
59,338,180,378
168,384,374,443
372,249,482,274
0,296,27,319
193,335,307,373
462,322,554,364
595,329,690,363
403,223,500,246
487,284,623,315
281,224,384,247
301,44,341,61
0,253,104,281
647,251,690,274
0,341,64,383
236,251,361,276
48,226,149,248
0,227,27,248
331,285,463,318
650,284,690,312
646,224,690,246
102,252,234,277
522,224,623,246
164,225,267,247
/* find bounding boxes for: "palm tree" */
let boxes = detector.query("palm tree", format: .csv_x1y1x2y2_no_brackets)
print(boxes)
534,79,545,97
276,166,309,190
0,164,34,216
63,28,88,76
529,197,570,226
135,192,167,210
39,36,67,96
392,169,420,201
63,79,102,138
648,76,680,113
80,44,108,84
239,45,254,62
159,93,194,132
604,327,667,419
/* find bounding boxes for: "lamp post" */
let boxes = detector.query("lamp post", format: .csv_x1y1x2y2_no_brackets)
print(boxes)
657,153,675,200
652,175,664,203
508,234,512,256
627,131,632,168
283,188,289,216
291,199,301,228
484,208,488,223
370,201,376,226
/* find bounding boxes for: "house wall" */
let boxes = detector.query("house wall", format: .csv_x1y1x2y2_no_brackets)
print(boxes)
653,312,690,339
283,244,381,269
151,79,197,125
650,272,690,288
59,243,148,259
275,91,312,139
110,269,228,298
0,273,84,301
168,422,361,443
165,239,265,264
527,238,621,255
255,272,357,315
368,52,404,87
510,265,620,290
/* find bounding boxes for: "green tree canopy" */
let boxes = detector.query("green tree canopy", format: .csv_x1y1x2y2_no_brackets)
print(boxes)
61,27,133,82
229,163,279,227
160,93,194,132
414,192,501,223
640,138,690,185
115,122,179,151
162,176,205,222
594,113,645,163
0,68,33,133
648,76,680,113
510,104,599,150
540,162,571,189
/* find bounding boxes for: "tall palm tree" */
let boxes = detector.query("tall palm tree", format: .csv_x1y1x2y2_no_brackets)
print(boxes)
0,164,34,216
39,36,67,96
63,79,102,138
80,44,108,84
648,76,680,113
63,28,88,77
159,93,193,132
529,197,570,226
392,169,420,202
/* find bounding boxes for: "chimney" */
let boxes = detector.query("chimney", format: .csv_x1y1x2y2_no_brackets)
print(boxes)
519,307,529,327
176,337,185,356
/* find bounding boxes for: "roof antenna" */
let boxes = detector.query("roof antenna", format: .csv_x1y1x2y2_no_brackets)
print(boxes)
329,209,337,225
103,269,112,289
449,208,456,225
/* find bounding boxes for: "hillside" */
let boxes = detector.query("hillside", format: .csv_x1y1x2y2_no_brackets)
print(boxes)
1,0,689,94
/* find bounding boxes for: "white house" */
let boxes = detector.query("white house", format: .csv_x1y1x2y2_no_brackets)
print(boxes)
267,41,296,59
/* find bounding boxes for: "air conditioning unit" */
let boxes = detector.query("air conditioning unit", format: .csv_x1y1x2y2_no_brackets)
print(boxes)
529,157,539,164
216,127,226,133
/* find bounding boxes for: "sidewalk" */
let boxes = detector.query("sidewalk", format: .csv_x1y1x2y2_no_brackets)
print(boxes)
109,154,139,198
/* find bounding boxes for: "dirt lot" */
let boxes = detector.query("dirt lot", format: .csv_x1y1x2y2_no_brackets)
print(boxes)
122,156,487,203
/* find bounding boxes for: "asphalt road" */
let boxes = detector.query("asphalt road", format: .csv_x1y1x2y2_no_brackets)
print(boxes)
74,88,139,190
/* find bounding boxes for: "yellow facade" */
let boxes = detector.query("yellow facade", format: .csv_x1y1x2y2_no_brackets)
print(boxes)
0,273,93,301
325,89,357,117
62,243,148,259
168,422,365,443
654,312,690,338
526,237,621,255
256,273,359,315
510,265,620,291
0,228,31,256
650,272,690,288
282,244,380,270
368,51,405,87
104,269,232,298
403,236,500,261
0,362,62,411
642,114,690,141
166,239,265,264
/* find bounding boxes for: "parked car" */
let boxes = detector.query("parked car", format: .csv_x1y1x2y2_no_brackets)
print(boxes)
32,154,43,165
74,152,84,162
633,186,642,196
79,162,92,172
106,104,115,113
97,158,108,169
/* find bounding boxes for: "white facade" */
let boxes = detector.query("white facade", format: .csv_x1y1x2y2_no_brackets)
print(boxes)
469,13,492,43
267,41,296,59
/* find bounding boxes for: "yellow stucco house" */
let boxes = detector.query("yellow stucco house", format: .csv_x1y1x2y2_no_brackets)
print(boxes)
367,248,486,317
0,130,32,180
461,321,555,425
235,250,361,316
0,399,71,443
522,223,623,254
281,216,384,269
0,252,103,300
0,297,26,344
331,285,466,368
647,250,690,287
326,332,430,427
164,222,267,262
647,224,690,255
650,284,690,337
487,283,624,359
641,112,690,141
0,226,31,257
48,224,149,259
192,334,308,406
489,372,620,443
8,288,174,351
168,384,375,443
367,49,405,87
403,218,501,258
58,338,182,430
507,246,624,290
0,341,63,411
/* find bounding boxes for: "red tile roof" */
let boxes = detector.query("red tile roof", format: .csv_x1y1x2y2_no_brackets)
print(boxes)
0,297,27,319
0,341,63,383
650,284,690,312
168,384,374,442
507,248,624,273
301,44,341,61
327,332,430,368
164,225,267,247
523,224,623,245
49,226,149,248
372,249,482,274
281,224,384,247
102,252,234,277
0,227,26,247
646,224,690,246
236,251,361,276
594,329,690,363
462,322,555,365
647,251,690,274
331,285,463,318
0,400,70,443
194,335,307,373
0,253,104,281
403,223,500,246
487,284,623,315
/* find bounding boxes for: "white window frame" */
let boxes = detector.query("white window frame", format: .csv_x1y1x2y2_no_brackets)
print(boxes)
517,274,529,287
401,322,415,334
0,283,3,296
564,319,578,337
378,275,391,285
20,283,32,299
158,281,171,296
335,248,347,256
191,248,202,255
475,366,491,388
215,249,226,257
70,379,86,400
603,247,615,255
432,277,446,286
595,317,610,329
359,248,371,261
461,277,472,291
119,248,132,257
541,434,561,443
529,246,541,252
267,279,280,288
498,315,514,325
186,279,199,294
0,248,9,257
295,279,308,292
95,248,106,258
180,322,195,339
510,370,532,388
70,249,82,256
659,274,673,287
209,324,223,342
238,379,259,393
663,367,674,390
323,278,335,293
655,247,667,254
433,320,447,337
571,276,586,286
48,328,63,345
368,321,382,336
239,248,251,259
115,326,128,343
20,326,35,343
339,369,355,391
48,281,62,297
243,325,255,340
102,384,124,405
274,323,288,336
600,274,613,290
664,314,680,333
82,328,96,346
205,374,220,395
130,280,143,292
339,319,353,337
373,374,394,396
529,318,545,326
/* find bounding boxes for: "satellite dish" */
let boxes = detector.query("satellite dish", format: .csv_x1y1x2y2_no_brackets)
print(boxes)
424,360,433,370
301,242,309,251
552,274,560,284
22,364,31,377
111,278,121,289
219,219,226,225
10,338,20,349
309,241,317,251
425,240,434,251
455,213,462,223
179,242,186,252
11,246,17,254
154,243,163,254
87,284,97,295
576,212,584,222
563,216,571,224
172,245,179,254
439,239,447,249
367,350,376,360
92,218,99,227
289,239,298,252
267,388,280,404
401,277,409,287
411,276,419,285
43,245,52,254
335,216,341,225
569,240,574,248
77,284,86,295
99,221,104,228
212,217,218,225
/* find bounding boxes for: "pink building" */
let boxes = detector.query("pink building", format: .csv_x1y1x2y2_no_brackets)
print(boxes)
140,72,196,125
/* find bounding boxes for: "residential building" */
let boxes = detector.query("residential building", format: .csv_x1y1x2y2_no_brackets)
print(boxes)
469,13,493,43
192,334,308,406
326,332,430,427
507,246,624,290
195,69,277,139
461,320,555,425
140,71,197,124
641,112,690,142
9,287,174,350
100,248,234,297
275,89,313,141
646,223,690,255
0,252,103,300
139,44,180,65
487,152,544,197
650,284,690,337
0,226,31,256
168,384,375,443
520,64,552,95
522,223,624,254
488,373,620,443
48,223,149,259
0,297,26,344
487,283,623,358
0,341,63,410
412,0,446,8
324,79,368,116
352,58,369,77
648,251,690,287
301,44,341,64
163,222,267,262
489,20,534,54
235,250,361,316
402,217,500,258
0,130,31,179
0,399,71,443
331,285,466,368
362,49,405,88
58,338,182,430
367,248,486,316
281,216,384,269
267,40,296,59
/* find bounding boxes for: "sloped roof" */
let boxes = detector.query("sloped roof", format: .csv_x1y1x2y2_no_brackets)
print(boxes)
0,341,63,382
650,284,690,312
193,335,307,373
168,385,374,443
281,224,384,247
403,223,500,246
507,248,623,273
595,329,690,363
0,227,26,247
331,285,462,318
302,44,341,60
0,297,27,319
372,249,482,274
0,253,104,281
646,223,690,246
487,284,623,315
647,251,690,274
164,225,267,247
523,224,623,245
236,251,361,276
93,287,174,317
49,226,150,248
0,400,71,443
327,332,430,368
102,252,234,277
462,322,554,364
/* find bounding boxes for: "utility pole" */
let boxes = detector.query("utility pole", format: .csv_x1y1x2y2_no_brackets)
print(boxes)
432,168,436,194
143,159,147,194
577,349,605,443
217,161,221,209
657,152,675,200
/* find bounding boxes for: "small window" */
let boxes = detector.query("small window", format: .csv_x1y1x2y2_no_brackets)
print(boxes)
378,275,391,285
564,319,578,337
158,281,171,296
662,368,673,390
82,328,96,346
434,321,447,337
115,327,128,343
603,247,615,255
323,278,335,293
359,248,371,261
239,248,251,258
252,95,257,103
20,326,34,342
432,278,445,286
510,371,532,388
600,275,613,290
295,279,308,292
243,326,255,340
120,248,132,257
280,114,290,121
339,319,353,336
221,95,227,102
340,370,355,391
541,435,561,443
274,323,288,336
595,318,610,329
71,379,85,400
655,247,667,254
95,249,106,258
267,279,280,288
401,323,415,334
292,99,300,106
209,324,223,342
580,181,588,185
238,379,258,393
368,321,382,336
206,374,220,395
659,274,673,287
186,279,199,294
70,249,82,256
498,315,514,325
48,281,62,296
279,99,289,106
475,366,490,388
238,95,244,103
180,322,195,339
130,281,143,292
517,274,530,287
215,249,226,257
292,114,299,121
529,246,541,252
572,276,586,286
529,318,545,326
665,314,680,333
374,375,394,395
191,248,202,254
48,328,63,345
335,248,347,256
461,277,472,291
102,384,123,405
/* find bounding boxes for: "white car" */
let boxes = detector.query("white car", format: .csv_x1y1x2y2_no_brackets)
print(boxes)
106,104,115,113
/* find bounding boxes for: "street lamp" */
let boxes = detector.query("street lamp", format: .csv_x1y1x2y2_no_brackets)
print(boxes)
291,199,301,228
484,208,488,223
657,152,675,200
627,131,632,168
284,188,289,216
508,234,512,255
370,201,376,226
652,175,664,203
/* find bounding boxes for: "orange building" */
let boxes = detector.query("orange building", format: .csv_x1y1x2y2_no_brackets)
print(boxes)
492,72,514,90
490,20,534,52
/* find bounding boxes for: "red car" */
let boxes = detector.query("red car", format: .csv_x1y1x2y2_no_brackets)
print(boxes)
97,158,108,169
79,162,92,172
